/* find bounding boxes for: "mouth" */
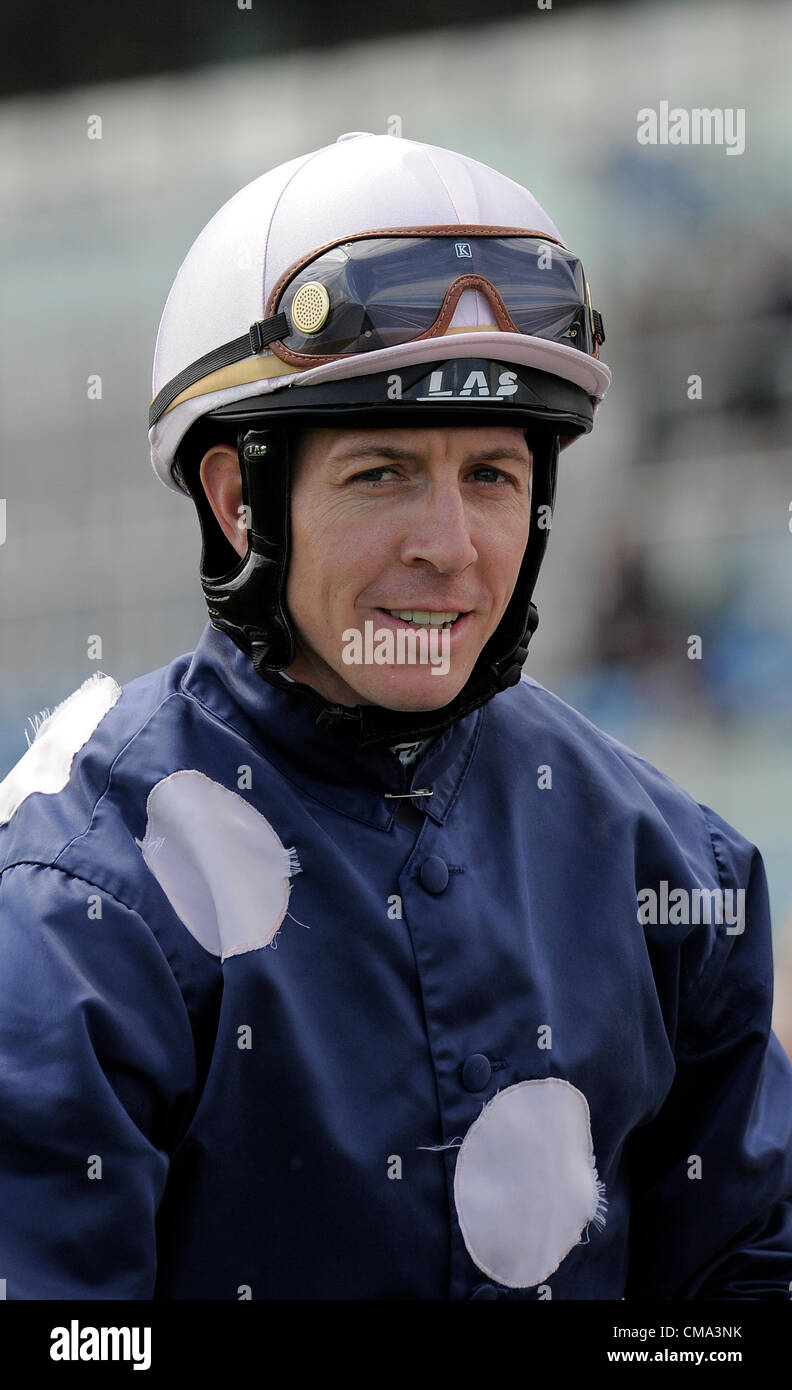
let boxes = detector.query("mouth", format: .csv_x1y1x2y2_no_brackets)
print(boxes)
373,607,474,642
384,608,460,629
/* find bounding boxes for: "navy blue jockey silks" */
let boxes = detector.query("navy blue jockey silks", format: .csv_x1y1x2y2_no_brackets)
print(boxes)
1,622,791,1299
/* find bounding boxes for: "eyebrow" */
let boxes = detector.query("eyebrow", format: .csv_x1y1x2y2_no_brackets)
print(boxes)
328,442,532,468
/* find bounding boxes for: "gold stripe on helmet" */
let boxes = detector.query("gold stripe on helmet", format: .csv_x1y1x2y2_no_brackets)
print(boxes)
153,325,505,419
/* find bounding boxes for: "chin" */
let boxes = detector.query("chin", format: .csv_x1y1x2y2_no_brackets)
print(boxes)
347,671,470,712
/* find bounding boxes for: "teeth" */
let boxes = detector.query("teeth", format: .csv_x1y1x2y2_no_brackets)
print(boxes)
387,610,460,628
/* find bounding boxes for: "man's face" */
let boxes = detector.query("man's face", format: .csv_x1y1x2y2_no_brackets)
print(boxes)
282,424,533,710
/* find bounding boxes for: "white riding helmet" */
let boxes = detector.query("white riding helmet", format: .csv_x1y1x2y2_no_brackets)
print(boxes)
149,131,610,493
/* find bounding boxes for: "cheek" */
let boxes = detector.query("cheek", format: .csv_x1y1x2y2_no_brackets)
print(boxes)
287,500,377,617
480,508,531,586
286,514,324,619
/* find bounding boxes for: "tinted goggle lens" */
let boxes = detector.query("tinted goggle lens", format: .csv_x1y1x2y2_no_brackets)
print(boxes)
275,236,594,356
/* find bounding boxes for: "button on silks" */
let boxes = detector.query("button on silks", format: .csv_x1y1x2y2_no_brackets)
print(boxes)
419,856,449,893
461,1054,492,1092
470,1283,499,1300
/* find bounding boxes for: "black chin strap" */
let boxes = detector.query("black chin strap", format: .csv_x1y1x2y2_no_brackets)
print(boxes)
189,425,558,749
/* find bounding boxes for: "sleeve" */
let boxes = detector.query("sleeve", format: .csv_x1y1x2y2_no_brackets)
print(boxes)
0,861,198,1299
624,806,792,1299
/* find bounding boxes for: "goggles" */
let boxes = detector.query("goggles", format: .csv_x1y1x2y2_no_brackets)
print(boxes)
149,226,605,429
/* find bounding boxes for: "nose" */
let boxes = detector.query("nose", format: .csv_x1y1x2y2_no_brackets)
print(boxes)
398,480,478,574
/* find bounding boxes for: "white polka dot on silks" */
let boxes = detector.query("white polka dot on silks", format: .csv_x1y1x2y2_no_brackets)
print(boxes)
453,1077,607,1288
136,770,302,961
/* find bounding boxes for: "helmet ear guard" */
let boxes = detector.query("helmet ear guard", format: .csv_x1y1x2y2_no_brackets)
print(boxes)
482,426,559,685
177,420,296,673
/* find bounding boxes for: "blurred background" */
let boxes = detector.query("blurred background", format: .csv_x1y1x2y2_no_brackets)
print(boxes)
1,0,791,1048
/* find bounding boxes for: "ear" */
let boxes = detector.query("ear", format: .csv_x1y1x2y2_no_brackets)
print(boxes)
199,445,247,558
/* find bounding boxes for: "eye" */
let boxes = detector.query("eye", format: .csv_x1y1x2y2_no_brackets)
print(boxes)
350,466,399,484
471,466,515,485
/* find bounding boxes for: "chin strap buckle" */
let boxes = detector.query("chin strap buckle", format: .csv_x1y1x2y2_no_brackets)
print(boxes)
314,704,357,729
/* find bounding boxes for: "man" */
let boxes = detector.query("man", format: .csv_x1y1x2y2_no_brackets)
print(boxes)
1,132,790,1300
